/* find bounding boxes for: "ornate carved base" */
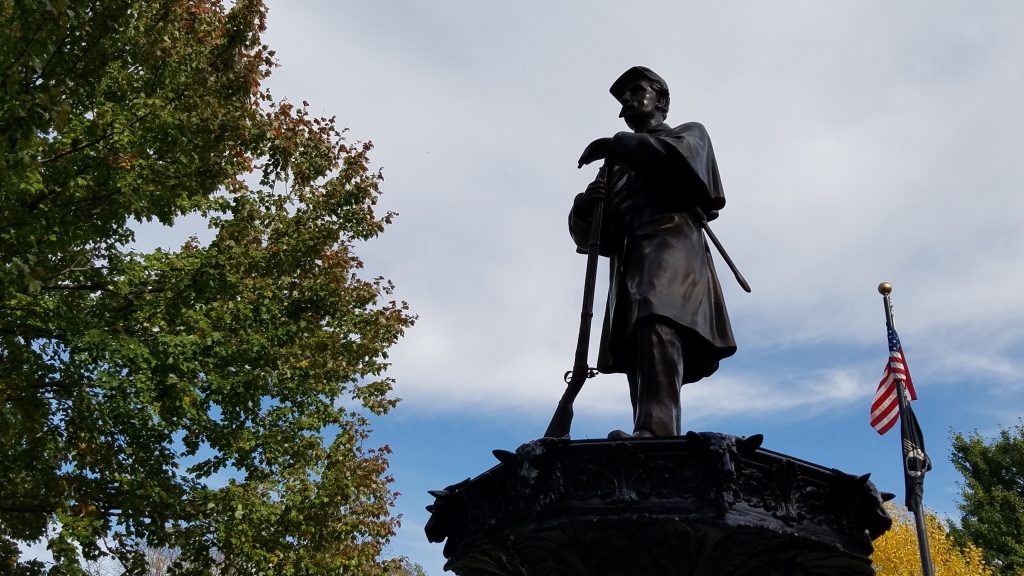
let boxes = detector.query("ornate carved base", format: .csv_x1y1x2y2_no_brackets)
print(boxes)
425,434,893,576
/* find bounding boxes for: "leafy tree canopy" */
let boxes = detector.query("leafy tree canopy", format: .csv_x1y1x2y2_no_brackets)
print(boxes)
386,556,427,576
951,420,1024,576
872,503,993,576
1,1,413,574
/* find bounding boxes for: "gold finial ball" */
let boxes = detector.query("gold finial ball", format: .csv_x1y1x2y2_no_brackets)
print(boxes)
878,282,893,295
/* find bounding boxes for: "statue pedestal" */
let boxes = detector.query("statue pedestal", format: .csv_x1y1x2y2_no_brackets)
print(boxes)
425,434,892,576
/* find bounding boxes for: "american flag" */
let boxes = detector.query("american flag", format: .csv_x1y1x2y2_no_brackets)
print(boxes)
870,322,918,434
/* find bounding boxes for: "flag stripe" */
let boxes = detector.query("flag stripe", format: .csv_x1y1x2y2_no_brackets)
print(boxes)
874,408,899,435
870,323,917,434
870,390,896,420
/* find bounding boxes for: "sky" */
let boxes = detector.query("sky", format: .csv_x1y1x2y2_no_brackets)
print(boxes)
136,2,1024,573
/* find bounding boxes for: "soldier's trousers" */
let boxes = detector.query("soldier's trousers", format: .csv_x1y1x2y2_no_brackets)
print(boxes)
626,317,685,436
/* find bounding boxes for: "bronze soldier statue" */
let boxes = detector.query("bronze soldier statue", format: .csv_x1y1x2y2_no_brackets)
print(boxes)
570,66,737,438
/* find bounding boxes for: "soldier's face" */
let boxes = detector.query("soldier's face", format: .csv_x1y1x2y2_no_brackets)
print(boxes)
618,80,663,131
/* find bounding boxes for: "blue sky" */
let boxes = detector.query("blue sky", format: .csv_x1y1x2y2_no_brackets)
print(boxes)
132,2,1024,573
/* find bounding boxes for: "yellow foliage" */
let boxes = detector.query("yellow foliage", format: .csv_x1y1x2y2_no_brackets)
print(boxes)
872,503,993,576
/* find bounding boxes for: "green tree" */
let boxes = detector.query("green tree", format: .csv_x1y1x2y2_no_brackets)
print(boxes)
1,1,413,574
385,556,428,576
951,420,1024,576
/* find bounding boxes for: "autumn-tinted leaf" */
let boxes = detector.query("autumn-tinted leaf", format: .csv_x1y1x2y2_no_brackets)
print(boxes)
1,1,413,573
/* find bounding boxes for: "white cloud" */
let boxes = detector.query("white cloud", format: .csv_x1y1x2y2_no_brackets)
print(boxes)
253,1,1024,426
250,3,1024,573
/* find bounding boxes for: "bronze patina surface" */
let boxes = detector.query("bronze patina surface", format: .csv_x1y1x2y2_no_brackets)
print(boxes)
426,434,892,576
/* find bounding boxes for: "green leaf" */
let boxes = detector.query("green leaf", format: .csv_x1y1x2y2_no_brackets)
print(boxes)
0,1,414,573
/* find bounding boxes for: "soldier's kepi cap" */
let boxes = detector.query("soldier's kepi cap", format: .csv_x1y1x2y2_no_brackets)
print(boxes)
609,66,669,99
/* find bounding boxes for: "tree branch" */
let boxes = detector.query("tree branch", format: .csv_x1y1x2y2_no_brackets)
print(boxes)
28,24,72,88
1,18,52,77
42,282,107,291
0,503,55,515
0,325,66,341
39,131,119,165
40,92,177,165
0,502,124,517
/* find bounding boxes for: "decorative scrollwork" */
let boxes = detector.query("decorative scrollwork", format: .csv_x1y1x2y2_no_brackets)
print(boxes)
426,435,890,576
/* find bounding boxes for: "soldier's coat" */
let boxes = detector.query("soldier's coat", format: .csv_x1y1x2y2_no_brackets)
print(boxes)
569,122,736,383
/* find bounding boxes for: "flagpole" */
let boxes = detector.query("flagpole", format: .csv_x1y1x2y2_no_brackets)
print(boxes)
878,282,934,576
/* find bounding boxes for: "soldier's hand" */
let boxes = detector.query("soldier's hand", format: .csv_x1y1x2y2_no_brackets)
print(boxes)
578,137,612,168
585,177,607,198
576,178,607,212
